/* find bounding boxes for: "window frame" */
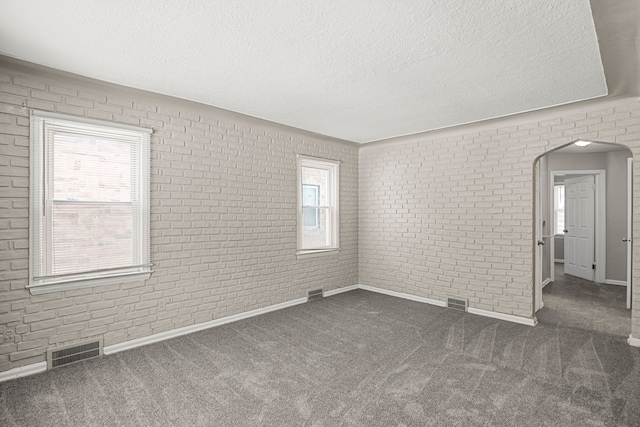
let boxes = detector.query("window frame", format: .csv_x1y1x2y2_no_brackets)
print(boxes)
296,155,340,257
28,111,152,295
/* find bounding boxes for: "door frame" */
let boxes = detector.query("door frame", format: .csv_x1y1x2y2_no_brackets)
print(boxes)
627,157,633,310
535,168,606,313
549,170,606,284
535,160,543,312
561,174,598,281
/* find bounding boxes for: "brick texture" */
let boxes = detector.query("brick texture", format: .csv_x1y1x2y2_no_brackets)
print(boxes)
2,57,640,373
359,99,640,335
0,61,359,372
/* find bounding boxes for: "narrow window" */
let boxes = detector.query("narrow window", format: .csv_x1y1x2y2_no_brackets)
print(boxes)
297,156,339,255
554,184,565,235
29,111,151,294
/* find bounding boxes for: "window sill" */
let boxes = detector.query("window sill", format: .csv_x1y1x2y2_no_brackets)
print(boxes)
296,249,340,259
28,272,151,295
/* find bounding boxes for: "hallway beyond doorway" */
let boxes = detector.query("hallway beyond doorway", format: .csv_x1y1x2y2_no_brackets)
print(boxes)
537,263,630,337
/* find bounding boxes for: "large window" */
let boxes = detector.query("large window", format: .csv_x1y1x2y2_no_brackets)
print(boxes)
297,156,339,255
29,111,151,294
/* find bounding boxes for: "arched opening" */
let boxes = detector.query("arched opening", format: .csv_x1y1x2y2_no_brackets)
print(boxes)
533,140,633,337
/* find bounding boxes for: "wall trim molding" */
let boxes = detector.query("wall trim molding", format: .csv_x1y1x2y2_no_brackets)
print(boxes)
0,361,47,384
104,283,539,358
0,280,615,383
628,335,640,347
542,278,552,288
358,284,447,307
323,285,359,297
605,279,627,286
103,296,308,355
358,284,538,326
467,307,538,326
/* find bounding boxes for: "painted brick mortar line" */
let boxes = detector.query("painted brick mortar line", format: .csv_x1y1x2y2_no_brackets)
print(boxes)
0,65,358,372
358,99,640,331
2,63,640,372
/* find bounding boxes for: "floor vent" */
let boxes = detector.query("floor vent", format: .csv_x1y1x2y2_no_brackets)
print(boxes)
47,339,102,369
308,289,323,302
447,298,467,312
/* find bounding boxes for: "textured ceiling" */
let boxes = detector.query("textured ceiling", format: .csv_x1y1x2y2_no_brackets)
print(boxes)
0,0,607,143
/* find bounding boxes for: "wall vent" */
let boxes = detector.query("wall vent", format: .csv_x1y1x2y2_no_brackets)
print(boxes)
47,339,103,369
447,298,467,312
308,289,323,302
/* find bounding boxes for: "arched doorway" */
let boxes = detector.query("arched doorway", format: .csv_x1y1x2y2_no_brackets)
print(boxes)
533,140,633,337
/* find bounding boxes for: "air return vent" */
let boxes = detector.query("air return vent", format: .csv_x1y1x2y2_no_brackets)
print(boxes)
308,289,323,302
47,339,102,369
447,298,467,312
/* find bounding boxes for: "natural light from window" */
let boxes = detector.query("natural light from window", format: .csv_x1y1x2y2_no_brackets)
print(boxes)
297,156,339,255
29,111,151,294
554,184,565,235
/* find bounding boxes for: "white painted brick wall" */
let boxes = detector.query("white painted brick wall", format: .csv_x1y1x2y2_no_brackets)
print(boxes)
0,61,359,372
359,99,640,334
2,57,639,373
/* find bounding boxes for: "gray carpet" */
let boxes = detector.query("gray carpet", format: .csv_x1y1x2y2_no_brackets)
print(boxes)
537,263,631,337
1,289,640,426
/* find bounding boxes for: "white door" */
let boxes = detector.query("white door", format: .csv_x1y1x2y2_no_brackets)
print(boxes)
626,158,632,309
564,175,595,281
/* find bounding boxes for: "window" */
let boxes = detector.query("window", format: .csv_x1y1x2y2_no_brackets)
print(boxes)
554,184,565,235
297,156,339,255
29,111,151,294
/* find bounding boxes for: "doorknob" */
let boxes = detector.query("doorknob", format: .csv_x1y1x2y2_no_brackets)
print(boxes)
537,239,545,246
623,238,631,242
563,229,568,233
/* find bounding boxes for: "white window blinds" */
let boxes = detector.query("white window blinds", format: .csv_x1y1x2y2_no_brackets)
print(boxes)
29,111,151,294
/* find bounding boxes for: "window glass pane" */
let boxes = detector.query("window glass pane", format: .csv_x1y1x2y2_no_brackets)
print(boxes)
301,208,330,249
554,185,565,234
301,166,329,206
303,207,318,228
51,204,133,275
302,184,319,228
53,133,132,202
302,185,318,206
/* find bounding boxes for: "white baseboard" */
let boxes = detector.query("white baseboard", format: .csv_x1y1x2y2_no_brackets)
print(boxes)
628,335,640,347
358,284,536,326
0,280,619,383
323,285,359,297
467,307,538,326
605,279,628,287
542,278,551,288
1,295,313,382
0,361,47,384
104,296,308,355
358,284,447,307
554,259,564,264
